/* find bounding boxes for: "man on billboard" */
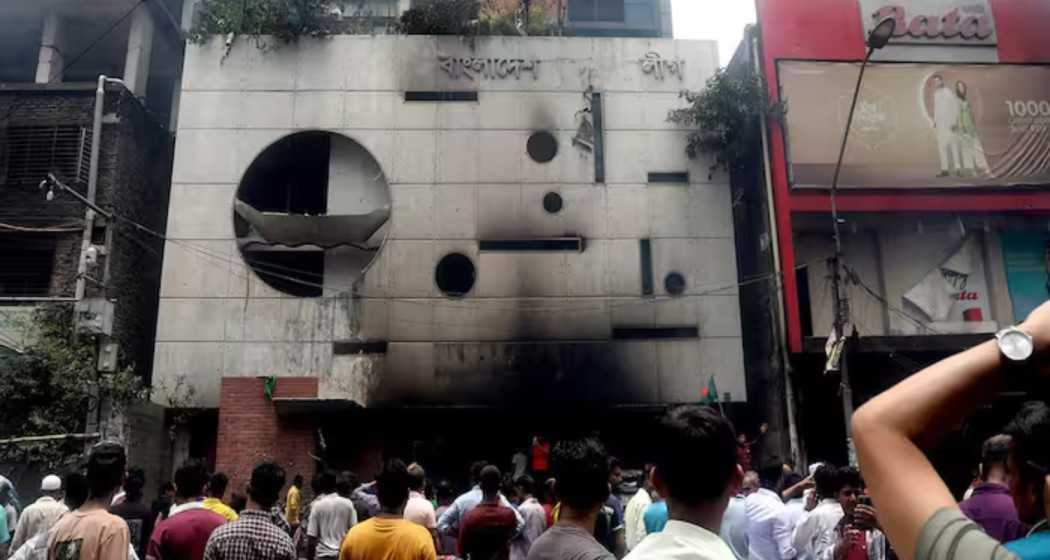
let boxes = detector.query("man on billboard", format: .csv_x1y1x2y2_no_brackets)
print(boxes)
931,74,962,177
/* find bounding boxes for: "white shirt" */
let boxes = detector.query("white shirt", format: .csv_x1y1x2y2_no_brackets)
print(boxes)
307,493,358,558
626,519,736,560
720,496,748,560
793,499,843,560
625,489,652,550
777,498,806,560
10,496,68,552
933,86,961,129
746,488,787,560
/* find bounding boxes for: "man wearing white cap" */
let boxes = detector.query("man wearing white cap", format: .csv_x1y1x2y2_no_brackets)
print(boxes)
9,475,68,552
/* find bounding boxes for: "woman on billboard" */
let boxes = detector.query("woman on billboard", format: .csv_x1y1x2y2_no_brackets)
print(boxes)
955,81,990,176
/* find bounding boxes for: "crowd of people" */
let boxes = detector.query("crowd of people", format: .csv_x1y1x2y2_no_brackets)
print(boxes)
3,301,1050,560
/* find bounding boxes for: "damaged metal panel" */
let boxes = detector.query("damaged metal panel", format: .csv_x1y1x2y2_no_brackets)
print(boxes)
234,199,390,248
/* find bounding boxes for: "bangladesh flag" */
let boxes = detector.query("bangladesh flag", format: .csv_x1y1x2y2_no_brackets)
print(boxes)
263,376,277,400
700,375,719,405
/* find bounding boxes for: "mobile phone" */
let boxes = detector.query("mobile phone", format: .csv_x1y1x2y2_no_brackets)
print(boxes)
858,495,872,507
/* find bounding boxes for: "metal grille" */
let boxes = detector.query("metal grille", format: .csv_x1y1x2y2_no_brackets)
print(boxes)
0,125,91,185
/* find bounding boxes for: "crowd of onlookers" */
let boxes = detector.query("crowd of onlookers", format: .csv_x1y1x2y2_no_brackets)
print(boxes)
4,302,1050,560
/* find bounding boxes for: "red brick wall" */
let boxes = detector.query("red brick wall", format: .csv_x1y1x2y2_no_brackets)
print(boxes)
215,377,318,498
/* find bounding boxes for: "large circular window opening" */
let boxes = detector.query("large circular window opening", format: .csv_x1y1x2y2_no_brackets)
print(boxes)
435,253,475,297
527,131,558,163
234,131,391,297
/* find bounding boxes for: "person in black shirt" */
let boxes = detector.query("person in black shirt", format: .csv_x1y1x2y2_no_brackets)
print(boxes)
110,467,155,559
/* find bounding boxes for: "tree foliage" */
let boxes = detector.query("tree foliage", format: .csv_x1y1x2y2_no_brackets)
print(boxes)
667,68,782,175
188,0,338,45
0,305,144,470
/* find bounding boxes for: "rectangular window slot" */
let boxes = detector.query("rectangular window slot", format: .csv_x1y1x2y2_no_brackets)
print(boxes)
333,341,389,355
404,91,478,102
639,239,653,296
0,234,57,297
647,171,690,184
591,92,605,184
612,326,700,340
479,238,584,252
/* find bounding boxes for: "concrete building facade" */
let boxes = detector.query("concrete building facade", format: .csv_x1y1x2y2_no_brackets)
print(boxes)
154,34,745,482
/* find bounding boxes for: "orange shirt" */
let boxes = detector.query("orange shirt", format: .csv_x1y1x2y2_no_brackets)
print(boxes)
338,517,436,560
48,508,130,560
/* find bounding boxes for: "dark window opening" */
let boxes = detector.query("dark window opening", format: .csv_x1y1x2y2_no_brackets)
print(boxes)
664,272,686,296
435,253,475,296
542,192,563,214
0,235,56,297
797,265,813,337
239,131,330,215
612,326,699,339
591,92,605,183
244,250,324,298
640,239,653,296
0,125,91,185
404,91,479,102
648,172,690,184
527,131,558,163
479,239,583,252
569,0,626,22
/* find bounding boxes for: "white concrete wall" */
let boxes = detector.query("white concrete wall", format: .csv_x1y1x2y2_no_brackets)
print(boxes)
154,35,742,408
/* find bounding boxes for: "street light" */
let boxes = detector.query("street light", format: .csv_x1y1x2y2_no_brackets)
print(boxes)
828,16,896,466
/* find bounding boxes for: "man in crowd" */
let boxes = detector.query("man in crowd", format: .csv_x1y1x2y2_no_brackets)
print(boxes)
625,405,738,560
526,437,615,560
147,459,225,560
48,441,131,560
203,461,296,560
403,463,437,543
511,474,547,560
745,464,789,560
204,473,239,522
338,459,437,560
644,494,668,535
826,468,885,560
437,461,523,543
959,434,1026,542
153,482,176,523
777,473,807,560
624,467,653,551
110,467,155,559
460,465,518,560
720,471,756,560
600,457,626,557
286,474,303,535
793,465,843,560
10,474,67,552
339,472,371,524
308,470,358,560
434,481,458,555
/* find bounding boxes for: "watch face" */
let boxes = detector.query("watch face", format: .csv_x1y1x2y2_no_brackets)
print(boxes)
1000,330,1034,362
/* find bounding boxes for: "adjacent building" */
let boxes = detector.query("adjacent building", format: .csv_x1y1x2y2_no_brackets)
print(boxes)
0,0,184,493
152,5,746,482
737,0,1050,468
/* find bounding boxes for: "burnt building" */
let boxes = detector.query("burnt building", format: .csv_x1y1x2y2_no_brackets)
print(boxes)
150,1,760,487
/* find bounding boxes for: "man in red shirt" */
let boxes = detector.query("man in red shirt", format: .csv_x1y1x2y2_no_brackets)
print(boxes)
147,460,226,560
460,466,518,560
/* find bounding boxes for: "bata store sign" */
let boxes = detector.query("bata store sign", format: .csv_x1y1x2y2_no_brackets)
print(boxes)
779,61,1050,189
858,0,997,46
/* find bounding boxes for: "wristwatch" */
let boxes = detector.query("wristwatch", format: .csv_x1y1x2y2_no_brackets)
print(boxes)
996,326,1035,363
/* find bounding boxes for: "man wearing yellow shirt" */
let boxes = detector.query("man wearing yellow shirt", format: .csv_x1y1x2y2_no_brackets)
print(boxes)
203,472,239,522
339,459,436,560
286,475,303,530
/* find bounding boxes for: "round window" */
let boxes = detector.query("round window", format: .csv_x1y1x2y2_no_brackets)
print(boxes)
435,253,476,297
664,272,687,296
234,131,390,297
527,131,558,163
542,192,563,214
